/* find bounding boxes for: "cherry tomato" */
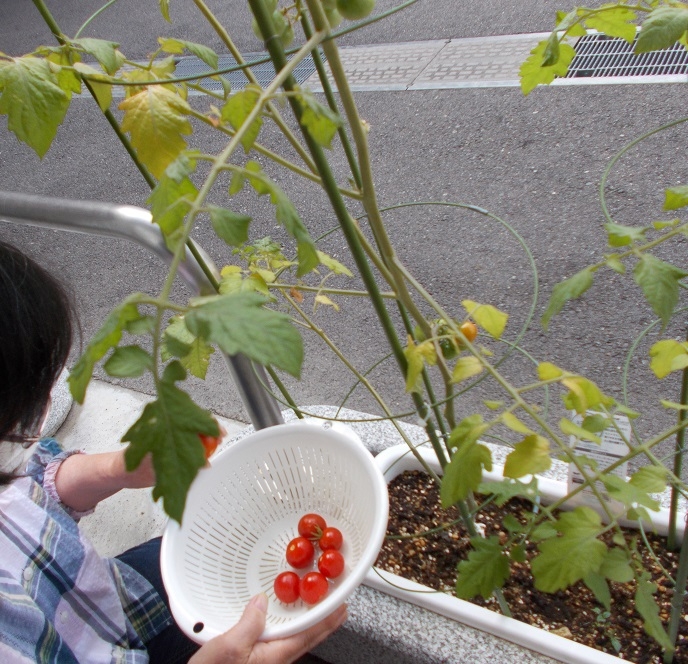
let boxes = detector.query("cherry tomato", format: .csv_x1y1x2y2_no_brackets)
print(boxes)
299,571,329,605
318,550,344,579
198,433,221,459
318,527,343,551
298,513,327,540
460,321,478,343
286,536,315,569
273,571,300,603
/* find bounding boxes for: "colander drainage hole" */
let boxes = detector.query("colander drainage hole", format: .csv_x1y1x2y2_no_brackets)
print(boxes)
193,622,204,633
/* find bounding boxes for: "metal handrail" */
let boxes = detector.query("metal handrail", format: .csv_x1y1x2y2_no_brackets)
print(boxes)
0,190,284,430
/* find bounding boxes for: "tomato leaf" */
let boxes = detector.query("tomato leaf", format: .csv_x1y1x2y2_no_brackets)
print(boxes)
103,345,153,378
208,206,251,247
478,477,539,506
520,39,576,96
455,536,510,600
605,222,648,247
635,577,674,652
541,268,594,331
664,185,688,211
462,300,508,339
538,361,564,380
531,507,607,592
584,572,611,610
297,88,342,148
162,316,215,380
440,440,492,507
602,475,660,512
501,412,533,435
504,435,551,479
243,161,318,276
221,85,262,152
403,338,436,392
635,7,688,54
119,86,192,179
562,375,612,414
600,547,634,584
629,465,667,494
633,254,688,329
185,292,303,377
317,251,353,276
148,159,199,251
0,56,70,158
451,356,484,384
122,361,218,523
68,294,146,403
71,38,123,75
586,6,637,42
72,62,112,110
649,339,688,378
158,37,219,70
560,417,601,444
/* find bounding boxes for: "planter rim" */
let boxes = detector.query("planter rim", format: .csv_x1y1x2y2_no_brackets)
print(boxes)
366,442,683,664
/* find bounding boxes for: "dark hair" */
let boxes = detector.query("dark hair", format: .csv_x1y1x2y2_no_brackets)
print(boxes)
0,240,74,483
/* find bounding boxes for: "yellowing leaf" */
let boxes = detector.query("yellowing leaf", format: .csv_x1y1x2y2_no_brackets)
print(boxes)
538,361,564,380
560,417,601,444
520,38,576,95
462,300,508,339
501,412,533,435
504,435,551,479
562,376,612,414
649,339,688,379
72,62,112,110
0,56,69,157
451,356,483,384
317,250,353,276
314,294,339,312
404,338,437,393
119,86,192,178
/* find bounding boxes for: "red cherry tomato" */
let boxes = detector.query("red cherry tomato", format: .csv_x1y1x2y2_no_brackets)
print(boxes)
286,536,315,569
318,527,343,551
299,571,329,605
298,513,327,540
318,550,344,579
198,433,221,459
273,571,300,603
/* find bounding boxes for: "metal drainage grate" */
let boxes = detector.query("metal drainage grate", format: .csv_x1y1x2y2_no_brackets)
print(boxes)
566,33,688,78
173,52,317,92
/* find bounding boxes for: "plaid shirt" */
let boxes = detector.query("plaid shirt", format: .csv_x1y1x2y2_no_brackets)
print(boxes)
0,439,172,663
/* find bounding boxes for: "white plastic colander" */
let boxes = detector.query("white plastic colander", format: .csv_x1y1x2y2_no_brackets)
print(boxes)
160,419,388,643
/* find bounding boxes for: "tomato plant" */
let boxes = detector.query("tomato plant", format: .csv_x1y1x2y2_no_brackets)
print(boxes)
298,513,327,540
286,536,315,569
273,571,300,603
318,527,343,551
299,571,329,605
318,550,344,579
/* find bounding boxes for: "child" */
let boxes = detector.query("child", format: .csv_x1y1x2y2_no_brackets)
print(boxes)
0,239,345,663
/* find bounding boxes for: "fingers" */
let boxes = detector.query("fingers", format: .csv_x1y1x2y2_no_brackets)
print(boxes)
189,594,268,664
189,597,347,664
256,604,348,664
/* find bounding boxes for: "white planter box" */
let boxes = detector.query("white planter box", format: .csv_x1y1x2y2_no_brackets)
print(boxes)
365,443,685,664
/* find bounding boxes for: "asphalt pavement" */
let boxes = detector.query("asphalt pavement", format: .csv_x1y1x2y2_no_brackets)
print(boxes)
1,1,687,473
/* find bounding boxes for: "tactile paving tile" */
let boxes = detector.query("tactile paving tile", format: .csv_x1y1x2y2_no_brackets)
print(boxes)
411,35,544,88
305,40,446,90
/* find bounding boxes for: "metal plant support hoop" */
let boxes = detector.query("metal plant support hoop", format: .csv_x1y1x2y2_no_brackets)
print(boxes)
0,190,284,431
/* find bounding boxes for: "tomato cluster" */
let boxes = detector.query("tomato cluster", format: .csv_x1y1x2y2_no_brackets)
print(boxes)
273,513,345,605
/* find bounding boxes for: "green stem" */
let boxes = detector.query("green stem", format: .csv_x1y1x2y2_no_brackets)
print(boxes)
266,366,303,418
191,0,318,175
75,0,119,38
299,12,362,189
187,108,362,199
600,117,688,225
669,328,688,551
666,523,688,663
